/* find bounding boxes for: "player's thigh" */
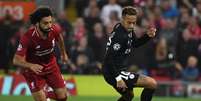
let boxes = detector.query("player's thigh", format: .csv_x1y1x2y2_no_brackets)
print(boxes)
32,89,46,101
45,66,65,89
135,74,157,89
54,87,68,99
45,67,66,98
23,73,46,92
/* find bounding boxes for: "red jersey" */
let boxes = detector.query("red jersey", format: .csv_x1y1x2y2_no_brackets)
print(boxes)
16,24,62,74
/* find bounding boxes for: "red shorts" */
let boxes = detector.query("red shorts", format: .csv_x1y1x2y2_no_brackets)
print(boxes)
22,64,65,92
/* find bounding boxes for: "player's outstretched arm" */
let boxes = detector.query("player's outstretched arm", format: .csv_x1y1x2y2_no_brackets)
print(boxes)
56,33,69,64
132,27,156,48
13,54,43,74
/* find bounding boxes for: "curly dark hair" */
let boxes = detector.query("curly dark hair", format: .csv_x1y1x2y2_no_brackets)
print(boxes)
30,7,53,24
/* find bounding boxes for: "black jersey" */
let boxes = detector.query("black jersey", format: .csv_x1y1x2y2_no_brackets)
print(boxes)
102,23,151,78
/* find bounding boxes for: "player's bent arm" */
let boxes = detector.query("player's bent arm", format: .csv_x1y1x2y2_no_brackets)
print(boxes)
133,27,156,48
56,33,70,64
57,34,66,55
133,34,151,48
115,72,128,89
13,54,43,74
13,54,33,69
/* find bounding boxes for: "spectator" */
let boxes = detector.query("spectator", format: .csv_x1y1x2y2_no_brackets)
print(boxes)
148,38,175,77
177,0,196,9
176,29,199,66
75,0,89,17
133,0,147,7
177,4,191,31
192,0,201,22
74,53,89,74
104,11,120,34
159,18,178,52
187,16,201,40
175,56,199,81
57,11,73,38
73,17,86,42
0,13,18,74
88,23,107,62
118,0,133,7
100,0,122,25
160,0,179,19
57,11,73,49
84,0,99,17
152,5,164,31
70,35,102,74
70,36,94,66
84,0,101,33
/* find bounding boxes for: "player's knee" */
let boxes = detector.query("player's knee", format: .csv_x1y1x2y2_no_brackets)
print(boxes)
56,92,67,101
56,96,67,101
34,97,46,101
149,78,157,89
32,91,46,101
54,88,68,100
56,92,67,100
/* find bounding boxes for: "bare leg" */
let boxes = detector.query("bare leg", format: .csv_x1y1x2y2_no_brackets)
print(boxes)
54,87,68,101
135,75,157,101
135,74,157,89
32,89,47,101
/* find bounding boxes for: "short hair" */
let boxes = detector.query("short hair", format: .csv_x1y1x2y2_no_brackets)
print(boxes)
122,6,137,17
30,7,53,24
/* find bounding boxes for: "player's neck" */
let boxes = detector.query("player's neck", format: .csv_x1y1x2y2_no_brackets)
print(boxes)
120,22,129,33
36,26,48,39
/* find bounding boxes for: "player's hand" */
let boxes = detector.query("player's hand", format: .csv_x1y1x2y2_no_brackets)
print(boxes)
146,27,156,37
61,53,68,64
116,79,128,91
29,64,43,74
68,61,77,71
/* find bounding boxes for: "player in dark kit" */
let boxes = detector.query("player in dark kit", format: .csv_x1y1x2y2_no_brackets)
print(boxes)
102,6,157,101
13,7,68,101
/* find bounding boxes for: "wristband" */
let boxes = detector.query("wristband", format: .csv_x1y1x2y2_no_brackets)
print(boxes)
115,75,122,82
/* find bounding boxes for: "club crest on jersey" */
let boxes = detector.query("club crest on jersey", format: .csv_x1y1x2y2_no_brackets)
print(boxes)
17,44,22,51
31,82,35,89
113,43,121,51
129,74,135,79
35,45,41,49
52,39,55,47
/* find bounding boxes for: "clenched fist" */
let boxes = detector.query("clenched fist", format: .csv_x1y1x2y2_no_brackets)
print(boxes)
147,27,157,37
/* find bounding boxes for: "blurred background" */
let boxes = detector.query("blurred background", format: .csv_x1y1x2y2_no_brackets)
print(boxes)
0,0,201,101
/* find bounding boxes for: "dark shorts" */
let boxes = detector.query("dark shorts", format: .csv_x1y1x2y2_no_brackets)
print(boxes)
22,64,65,93
103,71,139,90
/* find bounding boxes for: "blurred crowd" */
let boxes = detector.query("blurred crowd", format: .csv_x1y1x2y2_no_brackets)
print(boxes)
0,0,201,82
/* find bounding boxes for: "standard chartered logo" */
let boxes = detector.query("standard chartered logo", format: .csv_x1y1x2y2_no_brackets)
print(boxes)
1,76,31,95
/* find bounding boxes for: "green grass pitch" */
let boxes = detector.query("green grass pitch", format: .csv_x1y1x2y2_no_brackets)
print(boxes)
0,96,200,101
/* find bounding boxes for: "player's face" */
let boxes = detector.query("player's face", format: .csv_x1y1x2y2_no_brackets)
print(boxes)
39,16,53,34
122,15,137,32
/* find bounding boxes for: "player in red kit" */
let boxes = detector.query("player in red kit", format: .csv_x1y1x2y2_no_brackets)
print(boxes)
13,7,68,101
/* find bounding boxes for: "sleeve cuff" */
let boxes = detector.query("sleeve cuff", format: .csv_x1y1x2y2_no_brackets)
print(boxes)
115,75,122,81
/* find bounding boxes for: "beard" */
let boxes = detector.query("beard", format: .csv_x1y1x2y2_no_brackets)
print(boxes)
39,25,51,36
